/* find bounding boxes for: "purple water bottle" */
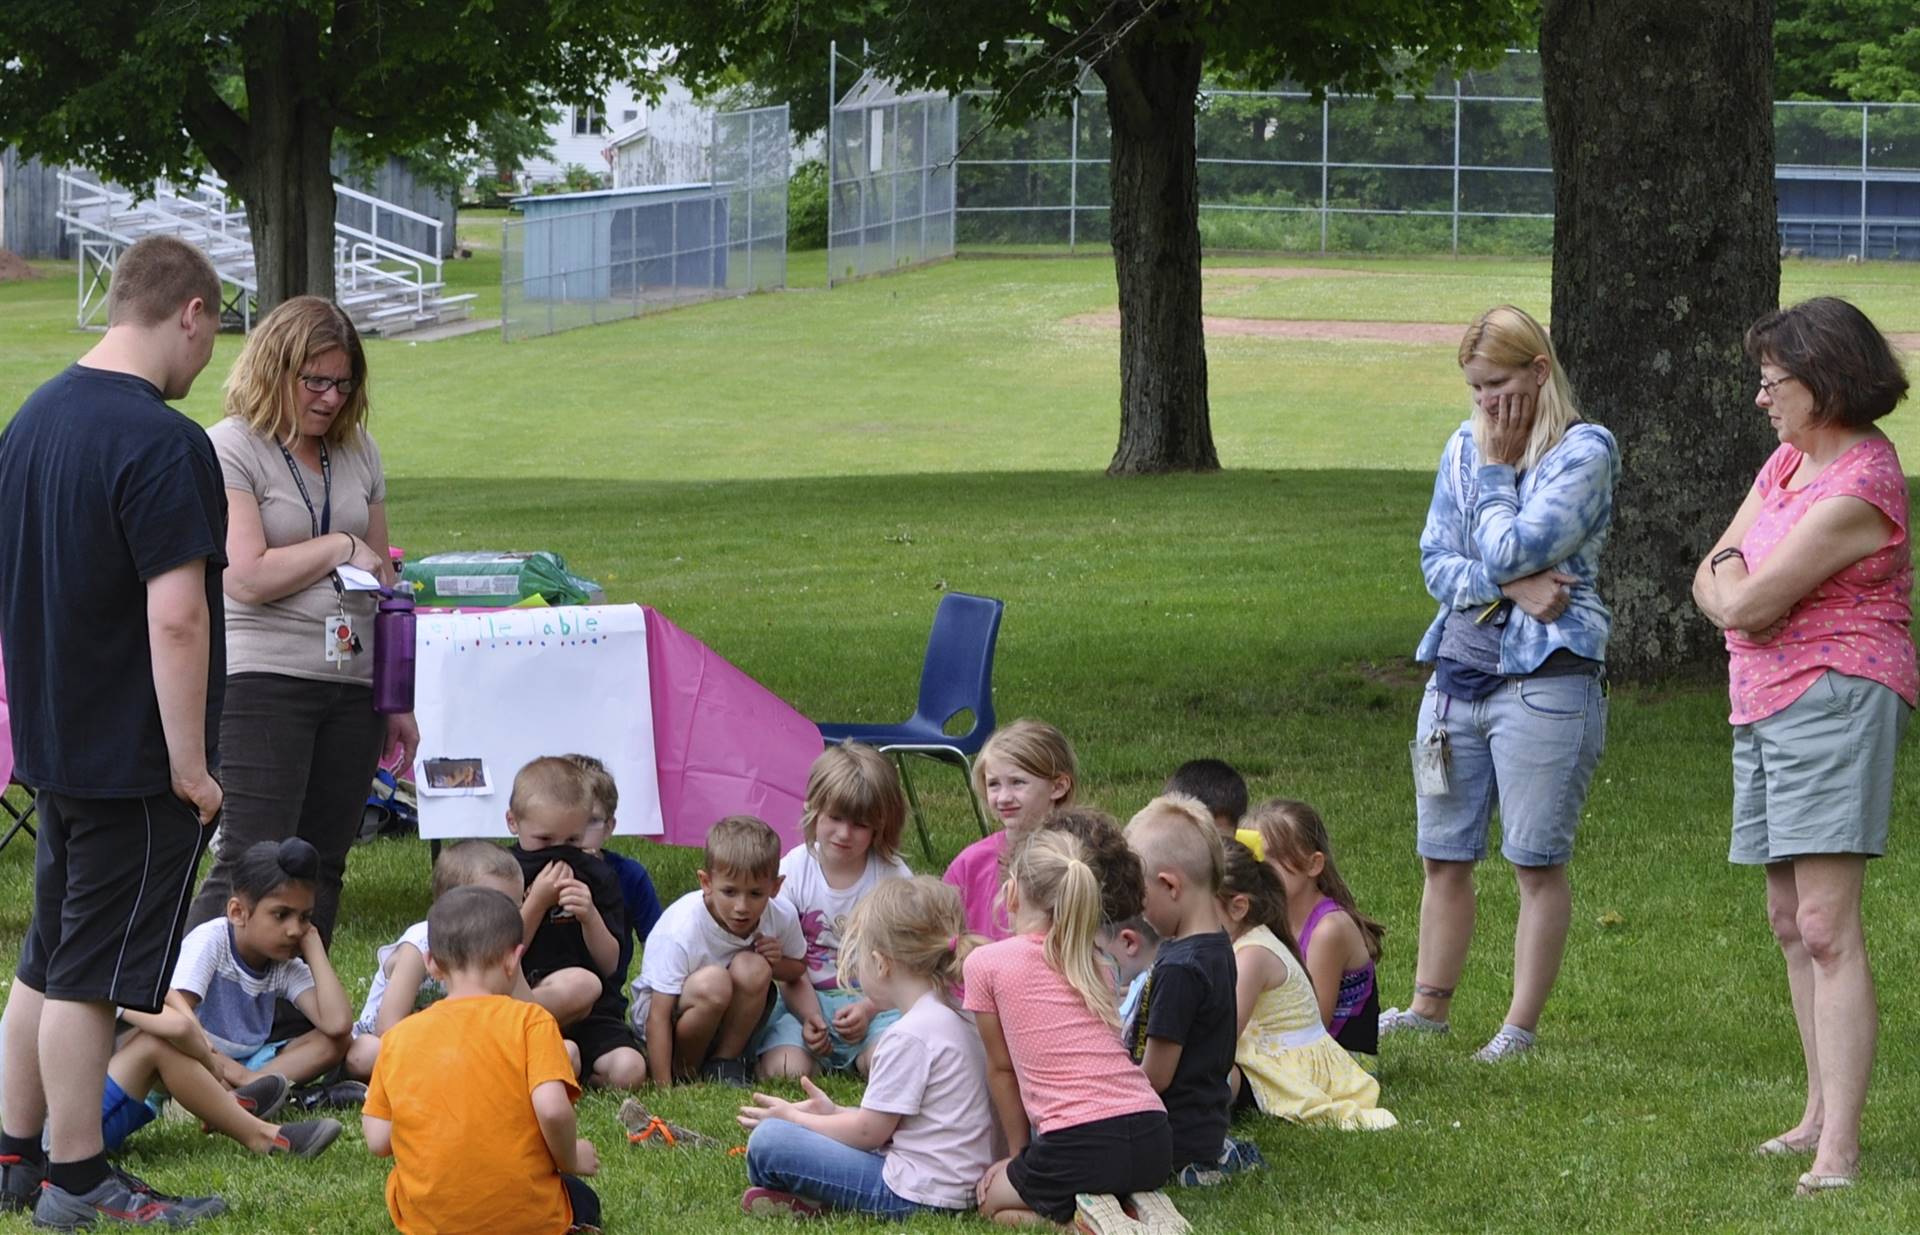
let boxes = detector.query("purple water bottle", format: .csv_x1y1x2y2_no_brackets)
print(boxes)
372,585,417,714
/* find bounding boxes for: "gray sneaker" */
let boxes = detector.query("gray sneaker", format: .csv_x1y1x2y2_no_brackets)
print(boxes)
269,1118,342,1159
1378,1006,1450,1036
231,1073,292,1122
108,1163,226,1219
1,1153,45,1212
32,1173,224,1228
1473,1026,1536,1062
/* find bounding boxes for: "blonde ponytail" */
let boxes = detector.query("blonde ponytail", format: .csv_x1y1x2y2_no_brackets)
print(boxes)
1008,830,1119,1027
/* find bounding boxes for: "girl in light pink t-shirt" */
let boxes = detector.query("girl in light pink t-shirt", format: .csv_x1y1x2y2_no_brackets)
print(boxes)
943,720,1078,940
738,878,992,1219
965,830,1171,1227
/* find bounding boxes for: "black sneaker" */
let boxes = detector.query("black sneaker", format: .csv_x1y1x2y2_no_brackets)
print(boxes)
32,1174,224,1228
1,1152,45,1212
268,1119,342,1159
231,1074,292,1121
698,1055,752,1087
293,1079,367,1111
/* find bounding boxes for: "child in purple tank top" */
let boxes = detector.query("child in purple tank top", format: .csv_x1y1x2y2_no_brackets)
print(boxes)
1251,801,1386,1068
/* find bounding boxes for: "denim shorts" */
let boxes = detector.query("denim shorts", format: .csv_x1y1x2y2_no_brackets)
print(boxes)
755,987,901,1073
1730,670,1910,865
1413,672,1607,867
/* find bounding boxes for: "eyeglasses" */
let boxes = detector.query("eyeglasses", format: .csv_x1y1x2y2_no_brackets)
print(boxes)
1758,374,1795,398
298,374,357,395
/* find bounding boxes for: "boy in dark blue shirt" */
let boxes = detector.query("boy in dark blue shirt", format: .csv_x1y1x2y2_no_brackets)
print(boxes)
564,753,664,979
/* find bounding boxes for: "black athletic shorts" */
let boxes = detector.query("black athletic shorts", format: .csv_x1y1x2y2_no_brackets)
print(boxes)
1006,1109,1172,1222
17,790,211,1012
567,1012,642,1073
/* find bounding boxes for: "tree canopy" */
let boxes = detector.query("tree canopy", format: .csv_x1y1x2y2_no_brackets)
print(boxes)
1776,0,1919,101
0,1,654,307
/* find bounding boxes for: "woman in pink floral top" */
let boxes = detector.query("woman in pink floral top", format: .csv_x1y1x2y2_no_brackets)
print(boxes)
1692,297,1912,1196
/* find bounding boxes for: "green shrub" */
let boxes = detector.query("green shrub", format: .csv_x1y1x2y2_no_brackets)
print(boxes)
788,159,827,250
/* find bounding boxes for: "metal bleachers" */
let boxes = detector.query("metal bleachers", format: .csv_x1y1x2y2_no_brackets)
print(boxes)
56,172,474,336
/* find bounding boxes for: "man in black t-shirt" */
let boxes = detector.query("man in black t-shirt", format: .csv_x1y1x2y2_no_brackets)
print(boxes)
0,236,230,1226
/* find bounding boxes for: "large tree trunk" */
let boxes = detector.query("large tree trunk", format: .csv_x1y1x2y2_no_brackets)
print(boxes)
213,12,337,316
1541,0,1779,680
1096,37,1218,475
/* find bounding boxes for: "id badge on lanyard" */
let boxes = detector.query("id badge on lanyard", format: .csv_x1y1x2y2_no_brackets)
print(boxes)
281,441,359,666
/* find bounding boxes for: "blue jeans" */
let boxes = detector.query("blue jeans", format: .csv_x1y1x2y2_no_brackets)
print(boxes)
745,1119,943,1218
1413,673,1606,867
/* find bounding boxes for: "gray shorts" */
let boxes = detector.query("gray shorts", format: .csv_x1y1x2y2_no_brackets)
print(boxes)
1730,670,1910,865
1413,673,1607,868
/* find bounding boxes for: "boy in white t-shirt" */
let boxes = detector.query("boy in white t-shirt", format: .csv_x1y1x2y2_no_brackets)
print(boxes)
759,744,914,1080
631,815,827,1086
345,841,530,1079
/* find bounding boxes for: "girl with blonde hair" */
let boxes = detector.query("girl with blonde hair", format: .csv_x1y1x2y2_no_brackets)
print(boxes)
185,296,417,945
943,718,1079,939
759,743,913,1080
738,877,994,1218
964,830,1175,1229
1388,305,1619,1063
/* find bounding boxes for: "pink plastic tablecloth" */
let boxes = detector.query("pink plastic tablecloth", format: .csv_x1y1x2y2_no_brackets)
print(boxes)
0,632,13,788
643,607,819,850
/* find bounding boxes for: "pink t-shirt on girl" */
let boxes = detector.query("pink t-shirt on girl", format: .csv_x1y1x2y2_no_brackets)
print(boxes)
962,933,1163,1136
1728,437,1917,725
943,831,1012,941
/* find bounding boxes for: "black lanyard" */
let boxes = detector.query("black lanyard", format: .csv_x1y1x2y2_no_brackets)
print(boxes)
279,439,332,537
280,440,343,600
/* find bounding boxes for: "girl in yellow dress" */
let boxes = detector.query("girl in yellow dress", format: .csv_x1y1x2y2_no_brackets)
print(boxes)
1220,841,1397,1130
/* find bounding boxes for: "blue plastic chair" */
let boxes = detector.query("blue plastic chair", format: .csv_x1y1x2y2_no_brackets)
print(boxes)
816,591,1003,864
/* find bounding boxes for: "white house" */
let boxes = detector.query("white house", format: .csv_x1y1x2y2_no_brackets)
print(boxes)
519,78,702,185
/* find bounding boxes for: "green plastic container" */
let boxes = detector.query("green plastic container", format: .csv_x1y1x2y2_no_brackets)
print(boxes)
402,550,605,608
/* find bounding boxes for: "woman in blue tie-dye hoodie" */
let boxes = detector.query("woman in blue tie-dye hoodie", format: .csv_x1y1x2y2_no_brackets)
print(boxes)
1378,305,1620,1065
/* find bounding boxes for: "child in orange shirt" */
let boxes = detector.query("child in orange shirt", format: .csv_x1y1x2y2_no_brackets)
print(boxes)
363,886,601,1234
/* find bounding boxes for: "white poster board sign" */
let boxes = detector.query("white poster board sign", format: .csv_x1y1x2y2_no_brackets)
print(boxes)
412,604,663,840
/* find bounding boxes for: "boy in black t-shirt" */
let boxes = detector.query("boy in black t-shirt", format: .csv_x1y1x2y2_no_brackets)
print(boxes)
1125,794,1265,1187
0,235,228,1227
506,757,647,1091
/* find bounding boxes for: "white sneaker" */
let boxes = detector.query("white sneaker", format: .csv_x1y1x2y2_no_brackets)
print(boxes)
1473,1026,1536,1062
1378,1006,1449,1036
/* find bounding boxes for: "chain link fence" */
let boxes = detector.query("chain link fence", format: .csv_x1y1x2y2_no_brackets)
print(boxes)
951,52,1920,260
503,104,788,341
827,73,958,285
1775,102,1920,258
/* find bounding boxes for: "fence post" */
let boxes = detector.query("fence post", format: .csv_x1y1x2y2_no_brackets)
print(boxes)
1452,79,1462,257
890,103,900,269
1069,93,1079,252
950,96,959,260
1320,97,1330,254
828,43,837,286
1859,105,1869,260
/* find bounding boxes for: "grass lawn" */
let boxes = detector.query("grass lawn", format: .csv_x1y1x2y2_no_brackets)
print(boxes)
3,242,1920,1232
